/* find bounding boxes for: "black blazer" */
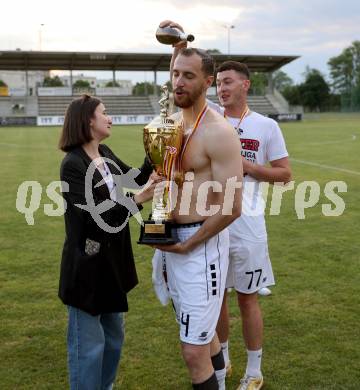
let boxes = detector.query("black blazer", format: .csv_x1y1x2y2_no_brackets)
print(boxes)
59,144,152,315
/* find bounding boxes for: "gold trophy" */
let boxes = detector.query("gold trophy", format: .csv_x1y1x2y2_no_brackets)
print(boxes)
138,85,183,245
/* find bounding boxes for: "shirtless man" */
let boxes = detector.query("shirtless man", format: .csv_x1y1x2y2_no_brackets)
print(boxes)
160,20,291,390
153,46,243,389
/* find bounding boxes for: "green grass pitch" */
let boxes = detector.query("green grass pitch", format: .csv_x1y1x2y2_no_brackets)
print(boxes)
0,113,359,389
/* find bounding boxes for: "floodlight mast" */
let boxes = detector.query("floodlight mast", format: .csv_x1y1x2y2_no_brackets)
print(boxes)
223,24,235,55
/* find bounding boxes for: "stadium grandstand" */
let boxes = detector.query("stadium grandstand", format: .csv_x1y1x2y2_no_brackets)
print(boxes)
0,50,302,126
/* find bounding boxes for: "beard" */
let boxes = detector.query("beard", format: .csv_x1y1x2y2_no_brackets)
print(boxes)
174,84,204,108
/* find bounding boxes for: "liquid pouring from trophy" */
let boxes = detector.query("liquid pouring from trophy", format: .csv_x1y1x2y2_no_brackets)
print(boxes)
138,85,183,245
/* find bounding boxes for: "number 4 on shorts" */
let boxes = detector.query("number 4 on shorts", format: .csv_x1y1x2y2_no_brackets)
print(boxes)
245,269,262,290
181,313,190,337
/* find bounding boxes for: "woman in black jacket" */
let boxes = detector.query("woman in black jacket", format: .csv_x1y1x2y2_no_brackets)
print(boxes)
58,94,158,390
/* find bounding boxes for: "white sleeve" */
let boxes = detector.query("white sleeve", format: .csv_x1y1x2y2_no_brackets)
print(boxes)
266,121,289,162
206,99,224,115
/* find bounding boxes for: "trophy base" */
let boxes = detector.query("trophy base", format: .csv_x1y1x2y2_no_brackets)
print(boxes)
138,219,178,245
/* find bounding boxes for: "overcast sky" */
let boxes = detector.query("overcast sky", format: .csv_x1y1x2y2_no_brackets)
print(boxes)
1,0,359,84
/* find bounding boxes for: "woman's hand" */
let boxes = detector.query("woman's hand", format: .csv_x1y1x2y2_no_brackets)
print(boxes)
149,171,164,183
133,171,165,204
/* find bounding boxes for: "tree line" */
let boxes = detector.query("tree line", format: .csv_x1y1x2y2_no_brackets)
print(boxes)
254,41,360,112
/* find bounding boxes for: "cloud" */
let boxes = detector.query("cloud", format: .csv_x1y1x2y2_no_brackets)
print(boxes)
0,0,358,83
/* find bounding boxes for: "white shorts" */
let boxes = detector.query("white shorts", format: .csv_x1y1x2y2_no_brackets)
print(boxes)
226,237,275,294
164,223,229,345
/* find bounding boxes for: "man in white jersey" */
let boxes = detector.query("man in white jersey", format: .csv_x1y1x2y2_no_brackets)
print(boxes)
153,45,243,390
212,60,291,390
162,20,291,390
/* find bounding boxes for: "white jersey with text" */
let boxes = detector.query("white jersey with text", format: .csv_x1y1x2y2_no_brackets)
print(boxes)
208,100,288,241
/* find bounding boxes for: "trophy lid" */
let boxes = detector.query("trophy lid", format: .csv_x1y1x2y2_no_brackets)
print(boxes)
144,115,176,131
144,85,176,130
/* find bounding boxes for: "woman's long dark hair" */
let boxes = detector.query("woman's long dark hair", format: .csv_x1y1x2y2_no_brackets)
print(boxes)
59,94,101,152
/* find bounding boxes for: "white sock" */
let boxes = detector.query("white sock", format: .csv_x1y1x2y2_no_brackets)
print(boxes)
246,349,262,378
215,367,226,390
221,341,230,366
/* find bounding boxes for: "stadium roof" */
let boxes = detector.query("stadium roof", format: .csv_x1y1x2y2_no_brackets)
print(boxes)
0,50,299,73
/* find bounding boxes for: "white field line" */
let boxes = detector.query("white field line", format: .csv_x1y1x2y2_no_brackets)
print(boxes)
290,158,360,176
293,134,358,146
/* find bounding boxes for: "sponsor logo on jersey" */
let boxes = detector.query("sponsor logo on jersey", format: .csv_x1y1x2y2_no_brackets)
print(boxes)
241,138,260,152
241,150,257,161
